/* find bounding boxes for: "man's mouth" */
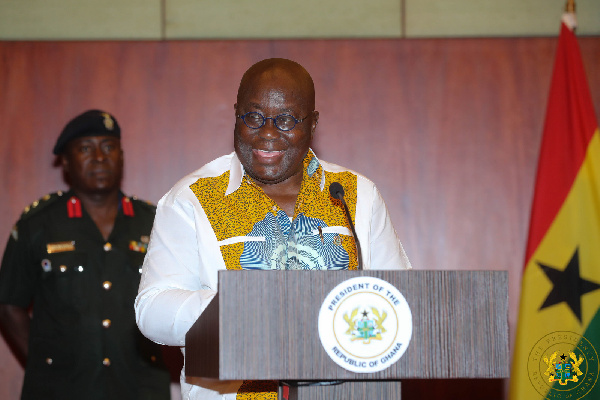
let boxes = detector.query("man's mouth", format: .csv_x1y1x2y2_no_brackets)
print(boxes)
90,170,111,177
253,149,284,161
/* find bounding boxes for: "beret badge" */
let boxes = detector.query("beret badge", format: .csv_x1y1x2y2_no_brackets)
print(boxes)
101,113,115,131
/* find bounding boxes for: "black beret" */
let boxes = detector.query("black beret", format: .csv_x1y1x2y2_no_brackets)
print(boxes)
53,109,121,155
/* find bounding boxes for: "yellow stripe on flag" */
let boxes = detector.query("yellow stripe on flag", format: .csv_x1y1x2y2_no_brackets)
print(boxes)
510,12,600,398
511,129,600,399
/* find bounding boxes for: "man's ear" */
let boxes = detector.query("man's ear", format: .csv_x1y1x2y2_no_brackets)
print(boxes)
311,111,320,138
60,154,70,172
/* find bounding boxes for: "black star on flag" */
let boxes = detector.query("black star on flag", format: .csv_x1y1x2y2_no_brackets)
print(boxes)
537,248,600,323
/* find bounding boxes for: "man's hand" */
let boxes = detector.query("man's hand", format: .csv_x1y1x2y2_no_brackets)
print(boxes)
0,304,30,368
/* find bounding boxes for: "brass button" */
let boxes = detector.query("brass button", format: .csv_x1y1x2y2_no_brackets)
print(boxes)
59,265,67,272
151,355,156,362
102,358,111,366
102,319,111,328
103,242,112,251
46,358,53,365
102,281,112,290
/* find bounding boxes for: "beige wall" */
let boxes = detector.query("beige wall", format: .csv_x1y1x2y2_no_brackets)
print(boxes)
0,0,599,40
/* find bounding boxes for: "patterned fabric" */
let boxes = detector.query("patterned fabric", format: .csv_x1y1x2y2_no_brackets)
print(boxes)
135,149,412,400
189,150,359,398
235,381,279,400
190,150,359,271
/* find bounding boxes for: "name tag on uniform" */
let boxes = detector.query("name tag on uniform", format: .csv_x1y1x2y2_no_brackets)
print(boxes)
47,241,75,254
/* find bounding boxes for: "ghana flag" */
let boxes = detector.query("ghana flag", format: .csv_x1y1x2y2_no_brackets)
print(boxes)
509,13,600,400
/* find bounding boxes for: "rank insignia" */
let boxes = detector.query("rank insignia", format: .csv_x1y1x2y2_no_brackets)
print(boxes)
101,113,114,131
129,240,148,253
47,241,75,254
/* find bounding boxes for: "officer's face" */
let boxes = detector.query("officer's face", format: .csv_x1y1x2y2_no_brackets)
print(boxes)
62,136,123,195
234,69,318,186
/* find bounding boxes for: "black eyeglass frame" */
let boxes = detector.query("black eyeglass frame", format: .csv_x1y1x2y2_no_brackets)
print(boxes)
236,111,309,131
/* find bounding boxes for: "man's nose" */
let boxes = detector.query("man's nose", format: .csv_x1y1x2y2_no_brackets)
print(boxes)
94,146,106,160
258,118,281,138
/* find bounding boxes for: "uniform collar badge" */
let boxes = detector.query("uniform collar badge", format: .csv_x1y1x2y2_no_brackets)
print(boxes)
67,196,82,218
122,197,135,217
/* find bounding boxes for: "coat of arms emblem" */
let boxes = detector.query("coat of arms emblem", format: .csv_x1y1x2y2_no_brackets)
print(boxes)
344,307,387,343
318,276,412,373
543,351,584,385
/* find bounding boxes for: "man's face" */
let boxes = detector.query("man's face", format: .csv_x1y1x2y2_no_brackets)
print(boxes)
62,136,123,195
234,69,318,186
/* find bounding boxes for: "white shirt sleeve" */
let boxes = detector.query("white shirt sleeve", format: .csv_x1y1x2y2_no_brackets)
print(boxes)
135,186,219,346
368,184,412,270
354,176,412,271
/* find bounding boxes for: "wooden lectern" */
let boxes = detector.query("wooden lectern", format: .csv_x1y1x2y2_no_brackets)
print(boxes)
185,270,508,399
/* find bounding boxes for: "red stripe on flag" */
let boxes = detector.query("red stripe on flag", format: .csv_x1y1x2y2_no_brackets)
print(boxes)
524,23,599,265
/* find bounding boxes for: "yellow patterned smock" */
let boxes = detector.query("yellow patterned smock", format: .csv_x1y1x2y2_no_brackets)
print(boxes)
190,149,359,272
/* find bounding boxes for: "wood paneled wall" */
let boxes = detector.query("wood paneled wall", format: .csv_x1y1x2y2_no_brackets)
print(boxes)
0,38,599,399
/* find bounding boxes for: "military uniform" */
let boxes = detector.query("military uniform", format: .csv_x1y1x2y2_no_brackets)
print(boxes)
0,190,171,400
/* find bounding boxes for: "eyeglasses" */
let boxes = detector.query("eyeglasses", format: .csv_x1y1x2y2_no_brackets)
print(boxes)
236,112,308,131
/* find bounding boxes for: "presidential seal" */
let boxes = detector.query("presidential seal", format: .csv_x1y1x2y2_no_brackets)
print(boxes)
527,331,599,399
318,276,412,373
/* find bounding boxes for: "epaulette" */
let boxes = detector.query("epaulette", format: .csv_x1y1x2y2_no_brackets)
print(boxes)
121,196,156,217
130,195,156,208
19,191,66,220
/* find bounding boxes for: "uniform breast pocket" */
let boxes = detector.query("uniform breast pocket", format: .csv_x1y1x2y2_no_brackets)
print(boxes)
123,250,147,304
126,250,146,276
41,251,89,309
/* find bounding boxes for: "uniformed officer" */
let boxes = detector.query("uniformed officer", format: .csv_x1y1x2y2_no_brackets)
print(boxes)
0,110,171,399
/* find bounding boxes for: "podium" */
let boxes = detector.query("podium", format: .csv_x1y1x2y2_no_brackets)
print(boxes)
185,270,508,399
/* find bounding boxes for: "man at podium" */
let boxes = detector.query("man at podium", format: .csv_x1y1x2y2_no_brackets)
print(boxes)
135,58,411,399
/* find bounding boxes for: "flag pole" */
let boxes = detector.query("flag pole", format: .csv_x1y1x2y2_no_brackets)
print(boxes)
565,0,575,13
562,0,577,31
